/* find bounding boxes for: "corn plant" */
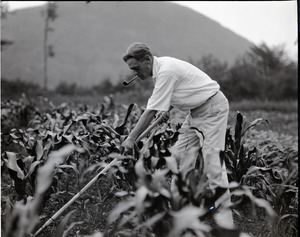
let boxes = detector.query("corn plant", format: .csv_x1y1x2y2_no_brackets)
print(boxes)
3,145,84,237
1,96,297,237
1,96,139,199
107,117,276,237
221,111,298,236
1,95,144,236
1,94,39,133
221,112,269,182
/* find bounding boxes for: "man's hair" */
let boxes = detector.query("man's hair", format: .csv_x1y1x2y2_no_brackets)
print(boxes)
122,42,152,62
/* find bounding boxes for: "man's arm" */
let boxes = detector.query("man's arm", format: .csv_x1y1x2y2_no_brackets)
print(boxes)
122,109,157,149
128,109,157,140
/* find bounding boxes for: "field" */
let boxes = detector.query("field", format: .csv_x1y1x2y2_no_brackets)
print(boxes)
1,94,298,237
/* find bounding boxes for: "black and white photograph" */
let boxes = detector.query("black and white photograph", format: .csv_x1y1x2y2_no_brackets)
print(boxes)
1,1,298,237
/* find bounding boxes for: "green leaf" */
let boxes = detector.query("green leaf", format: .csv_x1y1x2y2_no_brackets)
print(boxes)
135,158,147,180
25,160,41,179
114,191,129,198
230,189,247,196
107,199,135,224
244,166,271,177
164,156,178,174
4,152,25,180
117,212,137,229
151,156,159,168
62,221,84,237
234,112,244,153
135,186,149,218
10,133,19,140
168,205,211,237
115,103,137,134
35,140,44,160
23,155,35,170
35,145,83,195
55,209,77,237
59,164,79,174
234,186,277,220
134,211,166,232
252,197,277,218
271,168,284,182
63,121,74,134
62,134,74,143
242,118,269,136
113,113,120,129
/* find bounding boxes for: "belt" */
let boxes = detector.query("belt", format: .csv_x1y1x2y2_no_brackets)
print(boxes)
190,91,219,114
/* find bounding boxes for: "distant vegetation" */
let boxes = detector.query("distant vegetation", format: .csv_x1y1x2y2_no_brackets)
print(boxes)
190,43,298,101
2,43,297,106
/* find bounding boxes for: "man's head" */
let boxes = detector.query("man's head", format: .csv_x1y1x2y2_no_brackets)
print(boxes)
122,42,153,80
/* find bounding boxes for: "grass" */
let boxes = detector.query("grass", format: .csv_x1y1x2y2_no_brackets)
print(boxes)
228,110,298,137
229,99,297,113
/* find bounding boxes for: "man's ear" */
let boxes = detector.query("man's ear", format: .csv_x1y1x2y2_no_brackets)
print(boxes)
145,55,152,62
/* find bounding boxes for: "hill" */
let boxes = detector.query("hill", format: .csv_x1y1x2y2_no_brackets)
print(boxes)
1,1,254,89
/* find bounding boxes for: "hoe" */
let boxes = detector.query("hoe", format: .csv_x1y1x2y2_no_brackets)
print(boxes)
33,110,168,236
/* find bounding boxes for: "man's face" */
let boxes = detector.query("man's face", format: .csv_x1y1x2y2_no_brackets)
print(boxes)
126,57,152,80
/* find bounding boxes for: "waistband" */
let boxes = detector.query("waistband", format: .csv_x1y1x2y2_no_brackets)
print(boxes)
190,91,220,113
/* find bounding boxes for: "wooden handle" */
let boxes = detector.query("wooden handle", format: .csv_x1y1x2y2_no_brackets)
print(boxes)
136,108,172,142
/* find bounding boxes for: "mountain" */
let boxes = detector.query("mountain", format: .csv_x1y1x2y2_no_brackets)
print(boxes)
1,1,254,89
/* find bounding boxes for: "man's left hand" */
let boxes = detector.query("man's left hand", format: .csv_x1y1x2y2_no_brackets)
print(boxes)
121,136,136,150
156,111,170,123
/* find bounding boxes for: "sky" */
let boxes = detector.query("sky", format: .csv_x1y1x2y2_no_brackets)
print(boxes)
173,1,298,60
4,1,298,60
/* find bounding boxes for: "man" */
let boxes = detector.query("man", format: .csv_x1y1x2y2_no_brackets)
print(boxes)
121,42,234,228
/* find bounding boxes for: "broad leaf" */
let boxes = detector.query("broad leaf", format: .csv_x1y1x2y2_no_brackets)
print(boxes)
4,152,25,180
168,205,211,237
107,199,135,224
164,156,178,174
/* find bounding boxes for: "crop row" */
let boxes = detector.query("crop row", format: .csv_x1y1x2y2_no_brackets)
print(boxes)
1,95,298,237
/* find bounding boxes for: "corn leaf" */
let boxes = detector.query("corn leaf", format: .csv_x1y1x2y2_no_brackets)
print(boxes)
164,156,178,174
134,211,166,232
242,118,269,136
168,205,211,237
4,152,25,180
107,199,135,224
135,186,149,218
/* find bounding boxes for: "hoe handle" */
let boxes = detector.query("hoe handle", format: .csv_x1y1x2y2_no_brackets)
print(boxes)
34,108,171,236
136,109,171,142
33,159,118,236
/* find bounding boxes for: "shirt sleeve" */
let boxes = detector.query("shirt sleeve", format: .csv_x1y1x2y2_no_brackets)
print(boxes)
146,73,177,111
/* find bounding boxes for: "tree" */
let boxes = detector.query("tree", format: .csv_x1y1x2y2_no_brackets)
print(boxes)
0,1,9,18
42,2,58,90
189,54,229,82
55,81,77,95
228,43,297,100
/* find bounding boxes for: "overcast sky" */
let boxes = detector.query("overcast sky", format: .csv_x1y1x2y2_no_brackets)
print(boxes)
5,1,298,60
173,1,298,60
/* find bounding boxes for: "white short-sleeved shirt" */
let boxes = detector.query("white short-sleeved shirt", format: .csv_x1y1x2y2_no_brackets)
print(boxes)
146,56,220,111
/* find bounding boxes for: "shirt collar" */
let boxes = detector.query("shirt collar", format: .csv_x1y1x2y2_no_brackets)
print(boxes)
152,56,159,79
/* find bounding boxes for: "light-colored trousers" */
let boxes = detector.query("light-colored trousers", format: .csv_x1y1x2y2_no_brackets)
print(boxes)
172,91,234,228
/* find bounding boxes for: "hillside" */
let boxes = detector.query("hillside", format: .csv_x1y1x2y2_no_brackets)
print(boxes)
1,1,254,89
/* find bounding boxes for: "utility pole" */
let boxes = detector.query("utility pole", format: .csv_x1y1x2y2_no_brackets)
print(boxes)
43,2,57,90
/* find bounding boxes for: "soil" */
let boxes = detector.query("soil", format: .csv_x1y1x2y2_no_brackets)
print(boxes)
1,169,296,237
